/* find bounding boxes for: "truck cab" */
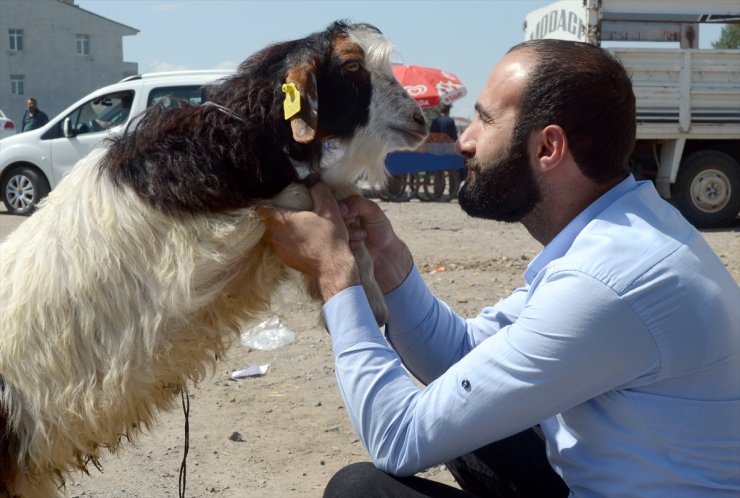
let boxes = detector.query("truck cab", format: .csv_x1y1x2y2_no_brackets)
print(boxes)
524,0,740,227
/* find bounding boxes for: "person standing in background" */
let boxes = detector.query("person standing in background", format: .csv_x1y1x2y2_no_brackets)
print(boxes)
21,98,49,132
430,103,458,142
430,103,466,182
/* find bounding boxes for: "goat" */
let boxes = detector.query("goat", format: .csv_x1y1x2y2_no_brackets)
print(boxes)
0,20,427,497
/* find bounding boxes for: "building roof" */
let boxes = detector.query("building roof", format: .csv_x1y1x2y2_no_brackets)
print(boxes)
60,0,139,35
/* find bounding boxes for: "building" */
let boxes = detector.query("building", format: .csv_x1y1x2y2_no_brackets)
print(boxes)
0,0,138,125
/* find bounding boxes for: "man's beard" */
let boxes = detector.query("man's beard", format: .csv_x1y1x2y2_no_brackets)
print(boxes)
458,131,542,222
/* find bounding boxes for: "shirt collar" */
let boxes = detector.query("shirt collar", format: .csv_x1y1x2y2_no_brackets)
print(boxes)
524,174,637,283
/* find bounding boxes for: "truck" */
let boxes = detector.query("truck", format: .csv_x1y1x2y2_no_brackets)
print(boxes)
524,0,740,227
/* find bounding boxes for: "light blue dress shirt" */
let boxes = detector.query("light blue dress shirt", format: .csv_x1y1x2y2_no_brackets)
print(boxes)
323,176,740,497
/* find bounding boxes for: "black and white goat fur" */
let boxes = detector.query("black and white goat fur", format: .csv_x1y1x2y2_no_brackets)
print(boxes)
0,21,426,497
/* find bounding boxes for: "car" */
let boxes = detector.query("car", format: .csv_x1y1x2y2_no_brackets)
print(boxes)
0,109,16,140
0,70,233,214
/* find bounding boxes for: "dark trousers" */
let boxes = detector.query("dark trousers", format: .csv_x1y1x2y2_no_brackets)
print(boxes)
323,428,570,498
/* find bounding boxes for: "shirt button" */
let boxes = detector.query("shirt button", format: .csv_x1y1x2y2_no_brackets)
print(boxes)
461,379,471,390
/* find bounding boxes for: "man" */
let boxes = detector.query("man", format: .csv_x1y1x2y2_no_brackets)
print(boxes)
21,98,49,132
430,103,466,182
261,40,740,497
430,103,458,142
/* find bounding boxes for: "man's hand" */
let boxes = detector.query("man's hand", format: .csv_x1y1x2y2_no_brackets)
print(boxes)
259,183,360,302
340,194,414,294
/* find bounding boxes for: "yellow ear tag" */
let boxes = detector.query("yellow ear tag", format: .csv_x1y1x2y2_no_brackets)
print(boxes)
281,83,301,120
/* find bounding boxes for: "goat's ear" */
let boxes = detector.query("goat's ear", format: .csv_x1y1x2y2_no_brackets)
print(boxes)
284,64,318,144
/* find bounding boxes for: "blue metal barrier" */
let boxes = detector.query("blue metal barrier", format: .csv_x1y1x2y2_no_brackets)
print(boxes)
385,151,464,174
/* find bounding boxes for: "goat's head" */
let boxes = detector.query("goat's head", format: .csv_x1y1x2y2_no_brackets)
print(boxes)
103,22,427,216
207,20,428,187
319,22,429,187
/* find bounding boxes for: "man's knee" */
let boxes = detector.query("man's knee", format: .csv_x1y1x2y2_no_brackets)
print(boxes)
324,462,381,498
324,461,475,498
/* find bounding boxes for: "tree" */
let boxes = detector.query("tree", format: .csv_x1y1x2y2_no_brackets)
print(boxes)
712,24,740,49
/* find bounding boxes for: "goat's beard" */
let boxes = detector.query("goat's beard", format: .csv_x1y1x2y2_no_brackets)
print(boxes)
458,133,542,223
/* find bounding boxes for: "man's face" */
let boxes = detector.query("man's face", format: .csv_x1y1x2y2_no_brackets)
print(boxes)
26,100,37,112
458,127,541,222
457,50,542,222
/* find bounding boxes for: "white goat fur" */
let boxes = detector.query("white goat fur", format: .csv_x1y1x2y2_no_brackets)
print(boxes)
0,26,425,497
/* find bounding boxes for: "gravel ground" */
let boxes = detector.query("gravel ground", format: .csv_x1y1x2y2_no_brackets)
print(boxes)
1,199,737,497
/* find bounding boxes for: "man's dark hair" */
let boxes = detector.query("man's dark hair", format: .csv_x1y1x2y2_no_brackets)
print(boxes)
508,39,636,184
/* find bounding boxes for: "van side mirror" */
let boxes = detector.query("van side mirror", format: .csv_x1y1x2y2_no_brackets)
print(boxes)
62,118,75,138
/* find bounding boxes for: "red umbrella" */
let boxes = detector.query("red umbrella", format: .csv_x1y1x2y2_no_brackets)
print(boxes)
391,64,467,109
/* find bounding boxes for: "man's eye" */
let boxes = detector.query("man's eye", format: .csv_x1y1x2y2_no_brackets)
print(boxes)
477,113,493,126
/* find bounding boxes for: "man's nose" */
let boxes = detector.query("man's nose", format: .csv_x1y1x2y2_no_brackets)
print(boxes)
456,128,475,156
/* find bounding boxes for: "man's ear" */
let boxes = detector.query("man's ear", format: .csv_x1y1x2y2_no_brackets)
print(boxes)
534,125,568,172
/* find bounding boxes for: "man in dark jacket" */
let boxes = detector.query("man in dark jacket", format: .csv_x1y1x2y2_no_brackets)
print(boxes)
430,104,465,180
21,98,49,132
430,104,457,141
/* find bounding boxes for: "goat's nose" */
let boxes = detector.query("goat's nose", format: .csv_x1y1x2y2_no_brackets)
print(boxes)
412,111,425,126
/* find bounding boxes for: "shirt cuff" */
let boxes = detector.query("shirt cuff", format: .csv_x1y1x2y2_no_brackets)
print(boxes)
323,285,385,354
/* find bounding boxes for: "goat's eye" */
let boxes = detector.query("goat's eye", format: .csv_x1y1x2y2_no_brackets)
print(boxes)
344,61,361,72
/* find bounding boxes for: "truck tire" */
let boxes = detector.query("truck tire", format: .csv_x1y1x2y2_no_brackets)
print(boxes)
1,166,50,215
672,151,740,228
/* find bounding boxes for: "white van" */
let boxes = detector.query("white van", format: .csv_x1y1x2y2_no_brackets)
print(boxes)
0,70,233,214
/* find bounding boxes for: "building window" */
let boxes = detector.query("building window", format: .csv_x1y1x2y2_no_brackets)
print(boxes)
9,29,23,51
10,75,24,95
76,34,90,55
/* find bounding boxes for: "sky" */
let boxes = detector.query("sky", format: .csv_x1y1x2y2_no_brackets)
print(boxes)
75,0,725,120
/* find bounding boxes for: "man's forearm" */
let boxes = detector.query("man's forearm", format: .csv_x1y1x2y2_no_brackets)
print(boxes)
317,259,361,303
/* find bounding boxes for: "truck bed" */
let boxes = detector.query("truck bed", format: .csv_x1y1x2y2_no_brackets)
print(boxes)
610,48,740,139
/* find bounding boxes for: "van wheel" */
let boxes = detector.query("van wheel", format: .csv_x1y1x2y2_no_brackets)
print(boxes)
1,166,50,215
672,151,740,228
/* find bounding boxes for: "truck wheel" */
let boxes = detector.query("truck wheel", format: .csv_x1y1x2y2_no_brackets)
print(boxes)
672,151,740,228
1,166,50,215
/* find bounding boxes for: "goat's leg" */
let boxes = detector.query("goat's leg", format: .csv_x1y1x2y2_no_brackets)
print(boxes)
272,183,388,327
301,241,387,327
303,246,387,327
300,241,387,327
352,244,388,326
329,185,388,326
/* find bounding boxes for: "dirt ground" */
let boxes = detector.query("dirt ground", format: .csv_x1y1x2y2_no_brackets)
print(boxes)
1,199,738,498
